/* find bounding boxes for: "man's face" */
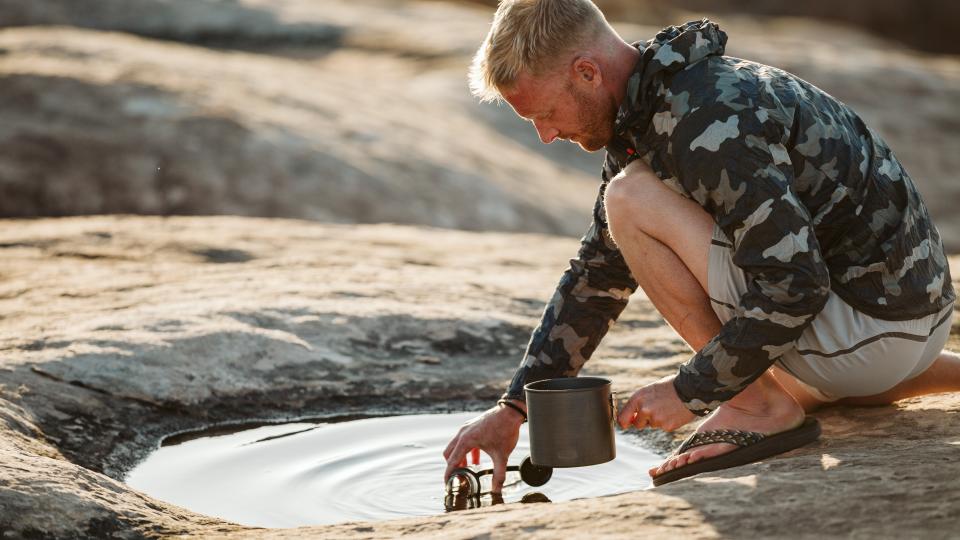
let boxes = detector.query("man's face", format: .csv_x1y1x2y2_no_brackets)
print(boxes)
502,69,618,152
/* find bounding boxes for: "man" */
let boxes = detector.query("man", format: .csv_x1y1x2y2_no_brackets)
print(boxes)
443,0,958,489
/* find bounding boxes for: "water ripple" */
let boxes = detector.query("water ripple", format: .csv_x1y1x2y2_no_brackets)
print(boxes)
126,412,658,527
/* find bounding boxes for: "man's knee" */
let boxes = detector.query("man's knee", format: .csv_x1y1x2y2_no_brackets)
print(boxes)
604,161,661,235
606,160,714,249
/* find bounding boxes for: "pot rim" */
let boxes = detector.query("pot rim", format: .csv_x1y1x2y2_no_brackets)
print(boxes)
524,376,611,393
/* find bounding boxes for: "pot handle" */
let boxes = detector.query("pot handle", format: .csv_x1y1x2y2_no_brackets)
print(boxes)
609,391,618,425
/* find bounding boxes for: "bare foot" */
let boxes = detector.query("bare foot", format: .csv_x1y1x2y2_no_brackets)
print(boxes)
649,371,805,478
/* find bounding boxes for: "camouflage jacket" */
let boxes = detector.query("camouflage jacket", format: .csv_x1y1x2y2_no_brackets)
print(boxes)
502,19,956,415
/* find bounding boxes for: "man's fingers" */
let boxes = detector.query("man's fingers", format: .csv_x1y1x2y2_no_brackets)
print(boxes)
490,451,508,494
443,441,468,482
443,459,460,483
616,400,634,428
634,409,654,429
617,393,644,429
442,427,465,460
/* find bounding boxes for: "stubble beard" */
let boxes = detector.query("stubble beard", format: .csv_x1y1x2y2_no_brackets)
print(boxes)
570,85,618,152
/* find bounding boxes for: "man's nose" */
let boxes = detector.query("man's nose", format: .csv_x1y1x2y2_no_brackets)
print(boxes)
534,122,559,144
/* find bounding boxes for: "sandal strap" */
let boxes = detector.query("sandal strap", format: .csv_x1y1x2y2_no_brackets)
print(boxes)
676,428,766,455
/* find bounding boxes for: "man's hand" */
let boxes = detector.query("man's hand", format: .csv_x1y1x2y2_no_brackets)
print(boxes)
442,401,524,493
617,375,696,432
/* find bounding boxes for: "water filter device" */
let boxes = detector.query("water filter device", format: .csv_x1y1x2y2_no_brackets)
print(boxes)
444,456,552,510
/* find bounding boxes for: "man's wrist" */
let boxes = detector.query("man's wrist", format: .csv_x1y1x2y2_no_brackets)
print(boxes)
497,398,527,422
502,396,526,408
499,394,527,411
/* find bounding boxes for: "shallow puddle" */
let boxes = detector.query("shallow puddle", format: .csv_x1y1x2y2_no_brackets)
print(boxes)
126,412,659,527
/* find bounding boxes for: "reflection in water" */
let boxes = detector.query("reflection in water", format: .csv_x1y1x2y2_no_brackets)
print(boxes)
520,492,552,504
444,487,551,512
443,455,552,511
444,489,504,512
126,412,657,527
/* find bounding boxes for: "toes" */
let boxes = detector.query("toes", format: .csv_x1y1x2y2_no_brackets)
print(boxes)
690,443,737,464
651,451,695,477
659,453,689,476
651,443,741,479
687,448,707,464
656,456,681,476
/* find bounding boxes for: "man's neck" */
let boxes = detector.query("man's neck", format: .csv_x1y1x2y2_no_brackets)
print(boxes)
606,39,642,107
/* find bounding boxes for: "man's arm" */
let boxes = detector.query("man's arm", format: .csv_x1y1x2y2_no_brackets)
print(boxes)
659,101,831,415
501,167,639,402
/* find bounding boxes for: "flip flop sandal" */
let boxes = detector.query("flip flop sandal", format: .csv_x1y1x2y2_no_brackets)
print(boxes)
652,417,821,486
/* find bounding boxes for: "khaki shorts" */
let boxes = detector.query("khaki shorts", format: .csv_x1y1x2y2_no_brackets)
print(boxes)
708,224,955,402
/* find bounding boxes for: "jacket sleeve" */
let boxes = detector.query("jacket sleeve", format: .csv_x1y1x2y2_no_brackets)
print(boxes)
659,101,831,415
501,168,638,402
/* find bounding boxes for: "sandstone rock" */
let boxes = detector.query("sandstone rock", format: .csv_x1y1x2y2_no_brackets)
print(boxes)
0,0,487,57
0,24,596,235
2,2,959,538
1,1,958,249
0,0,341,46
0,215,958,537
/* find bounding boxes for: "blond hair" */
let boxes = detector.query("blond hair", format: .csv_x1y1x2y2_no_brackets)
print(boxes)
469,0,610,103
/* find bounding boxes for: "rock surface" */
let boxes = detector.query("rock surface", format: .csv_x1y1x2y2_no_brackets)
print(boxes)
0,215,958,538
1,0,959,248
2,1,960,536
0,15,595,235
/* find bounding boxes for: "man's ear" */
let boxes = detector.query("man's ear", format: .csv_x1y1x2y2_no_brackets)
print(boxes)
571,56,602,88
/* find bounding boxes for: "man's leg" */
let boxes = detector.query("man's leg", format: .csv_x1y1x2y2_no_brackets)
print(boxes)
837,350,960,406
603,162,816,475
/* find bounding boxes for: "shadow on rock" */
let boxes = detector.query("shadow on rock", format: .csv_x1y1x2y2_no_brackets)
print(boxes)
653,404,960,537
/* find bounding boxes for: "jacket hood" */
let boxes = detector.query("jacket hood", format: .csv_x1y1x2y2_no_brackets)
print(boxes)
643,18,727,76
614,19,727,138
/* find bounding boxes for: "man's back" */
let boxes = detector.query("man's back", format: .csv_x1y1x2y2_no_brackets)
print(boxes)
610,20,955,322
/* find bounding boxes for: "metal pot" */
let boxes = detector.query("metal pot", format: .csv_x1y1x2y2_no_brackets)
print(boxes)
524,376,616,468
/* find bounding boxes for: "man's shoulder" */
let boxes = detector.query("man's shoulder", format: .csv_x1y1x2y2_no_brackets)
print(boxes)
666,56,764,106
